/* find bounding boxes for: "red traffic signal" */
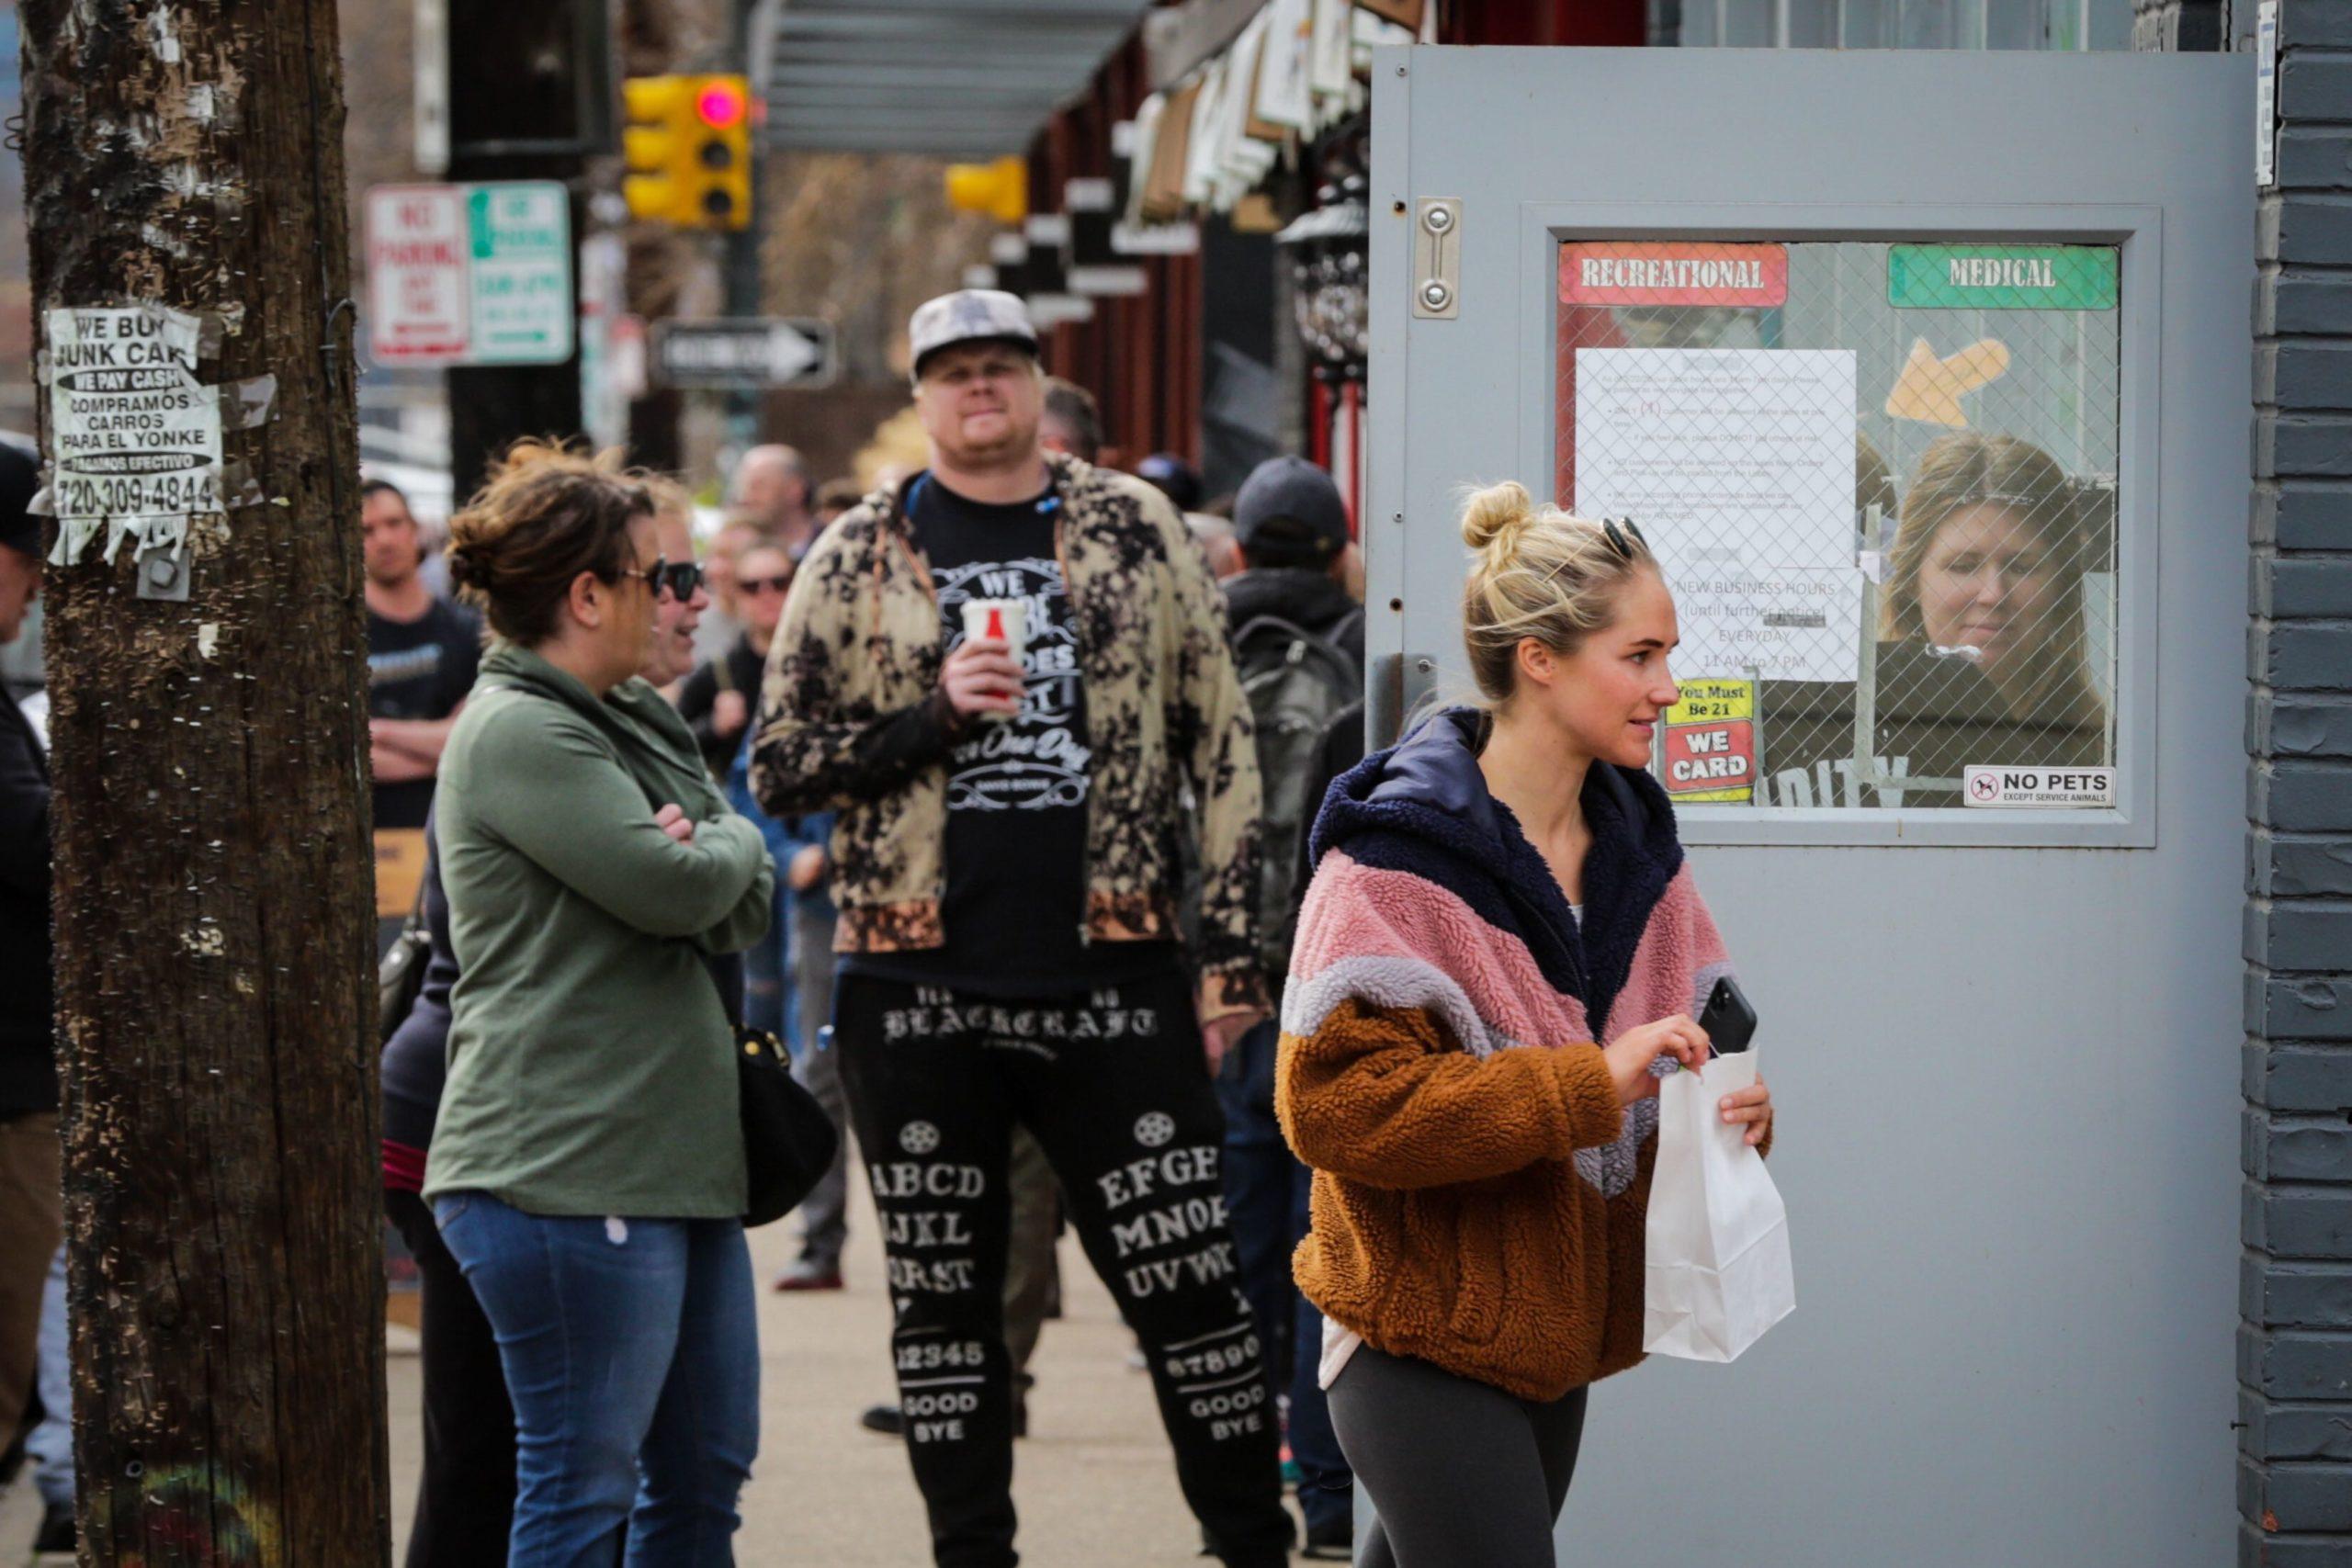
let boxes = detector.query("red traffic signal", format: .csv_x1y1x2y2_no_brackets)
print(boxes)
695,81,747,130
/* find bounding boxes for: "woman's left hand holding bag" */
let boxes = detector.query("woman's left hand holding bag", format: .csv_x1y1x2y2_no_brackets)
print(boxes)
1719,1076,1772,1147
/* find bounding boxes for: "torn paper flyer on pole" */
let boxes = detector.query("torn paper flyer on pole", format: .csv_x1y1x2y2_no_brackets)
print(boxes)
44,304,225,563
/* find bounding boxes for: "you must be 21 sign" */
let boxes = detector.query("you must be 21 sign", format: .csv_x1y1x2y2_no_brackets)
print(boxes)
1657,678,1758,804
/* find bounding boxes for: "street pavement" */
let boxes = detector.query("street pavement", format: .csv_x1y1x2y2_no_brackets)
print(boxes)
0,1175,1255,1565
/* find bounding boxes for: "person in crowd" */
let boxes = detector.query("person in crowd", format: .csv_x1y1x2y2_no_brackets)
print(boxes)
26,1242,69,1558
677,539,793,776
365,478,482,832
380,469,713,1567
1039,377,1103,464
1279,481,1773,1568
427,444,772,1564
1880,432,2104,750
1192,516,1245,581
752,288,1291,1568
732,445,818,559
681,536,799,1081
1135,452,1203,514
1138,453,1243,580
640,481,710,695
814,479,863,528
1223,457,1364,667
417,507,456,603
690,516,766,669
0,447,62,1553
765,805,847,1292
708,685,847,1295
1216,455,1363,1560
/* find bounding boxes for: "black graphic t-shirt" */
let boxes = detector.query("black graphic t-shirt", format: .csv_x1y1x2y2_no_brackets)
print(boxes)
846,472,1176,998
368,597,481,829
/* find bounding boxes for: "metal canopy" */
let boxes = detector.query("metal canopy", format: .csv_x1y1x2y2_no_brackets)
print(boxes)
757,0,1149,156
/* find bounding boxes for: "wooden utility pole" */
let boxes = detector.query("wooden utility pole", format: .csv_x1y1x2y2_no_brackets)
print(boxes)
17,0,390,1560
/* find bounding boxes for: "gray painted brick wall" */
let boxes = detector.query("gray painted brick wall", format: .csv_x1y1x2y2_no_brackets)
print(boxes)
2167,0,2352,1556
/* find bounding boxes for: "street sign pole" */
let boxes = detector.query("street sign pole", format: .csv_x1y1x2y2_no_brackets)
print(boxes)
442,0,598,501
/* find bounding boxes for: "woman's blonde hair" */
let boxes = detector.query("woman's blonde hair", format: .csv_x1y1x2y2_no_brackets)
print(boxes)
1881,432,2100,729
446,440,654,647
639,471,693,532
1459,479,1657,703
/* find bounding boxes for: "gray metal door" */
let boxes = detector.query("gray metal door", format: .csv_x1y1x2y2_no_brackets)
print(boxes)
1366,46,2249,1565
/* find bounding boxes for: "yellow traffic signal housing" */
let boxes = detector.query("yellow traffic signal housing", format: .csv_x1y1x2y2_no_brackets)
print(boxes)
945,157,1027,226
623,73,752,231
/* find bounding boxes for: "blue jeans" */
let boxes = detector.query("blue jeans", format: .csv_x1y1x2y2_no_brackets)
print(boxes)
29,1241,71,1509
1217,1019,1351,1535
432,1192,758,1568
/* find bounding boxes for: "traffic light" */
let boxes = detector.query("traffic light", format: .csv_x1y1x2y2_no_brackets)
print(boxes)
622,73,752,231
945,157,1027,226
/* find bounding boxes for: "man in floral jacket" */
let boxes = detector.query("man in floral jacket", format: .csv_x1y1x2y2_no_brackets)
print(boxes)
752,290,1288,1568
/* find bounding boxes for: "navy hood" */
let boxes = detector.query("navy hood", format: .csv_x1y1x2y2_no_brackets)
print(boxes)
1307,706,1684,1031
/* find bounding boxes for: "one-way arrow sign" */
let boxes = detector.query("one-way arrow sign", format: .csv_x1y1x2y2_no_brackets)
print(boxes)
650,318,836,389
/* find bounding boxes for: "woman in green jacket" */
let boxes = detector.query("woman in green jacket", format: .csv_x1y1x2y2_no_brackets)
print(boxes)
425,445,775,1567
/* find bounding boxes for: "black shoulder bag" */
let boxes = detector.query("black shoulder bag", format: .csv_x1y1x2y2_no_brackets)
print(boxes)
734,1016,840,1227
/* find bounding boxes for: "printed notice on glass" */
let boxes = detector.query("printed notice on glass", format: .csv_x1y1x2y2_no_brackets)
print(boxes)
1575,348,1859,684
46,305,221,520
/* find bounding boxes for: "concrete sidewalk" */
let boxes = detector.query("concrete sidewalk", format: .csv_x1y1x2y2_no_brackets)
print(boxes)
2,1177,1262,1565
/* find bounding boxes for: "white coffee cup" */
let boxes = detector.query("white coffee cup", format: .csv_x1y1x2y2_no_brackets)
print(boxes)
959,598,1026,720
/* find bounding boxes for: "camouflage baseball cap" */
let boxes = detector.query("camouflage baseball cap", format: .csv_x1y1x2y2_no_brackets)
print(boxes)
908,288,1038,378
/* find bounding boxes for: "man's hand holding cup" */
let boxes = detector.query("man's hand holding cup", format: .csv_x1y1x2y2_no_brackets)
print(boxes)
942,599,1026,724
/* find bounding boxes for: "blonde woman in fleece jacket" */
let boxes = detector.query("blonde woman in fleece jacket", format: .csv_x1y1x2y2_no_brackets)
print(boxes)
1276,481,1775,1568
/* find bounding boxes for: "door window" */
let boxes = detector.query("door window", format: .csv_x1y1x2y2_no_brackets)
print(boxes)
1555,239,2120,811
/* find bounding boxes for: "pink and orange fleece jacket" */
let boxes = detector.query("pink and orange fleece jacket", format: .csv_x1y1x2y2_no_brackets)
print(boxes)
1276,707,1736,1402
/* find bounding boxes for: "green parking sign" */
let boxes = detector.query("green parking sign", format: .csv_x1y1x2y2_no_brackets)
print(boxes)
463,183,571,362
1887,244,2118,311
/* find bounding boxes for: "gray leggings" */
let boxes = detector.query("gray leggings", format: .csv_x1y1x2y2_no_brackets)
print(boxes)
1327,1345,1589,1568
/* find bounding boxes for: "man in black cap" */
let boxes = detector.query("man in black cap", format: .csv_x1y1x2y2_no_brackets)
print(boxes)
0,442,58,1498
1218,453,1364,1560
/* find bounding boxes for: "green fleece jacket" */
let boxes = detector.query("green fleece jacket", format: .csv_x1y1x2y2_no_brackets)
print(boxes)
424,643,775,1217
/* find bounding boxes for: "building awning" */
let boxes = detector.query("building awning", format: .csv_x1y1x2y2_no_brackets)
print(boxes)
754,0,1153,156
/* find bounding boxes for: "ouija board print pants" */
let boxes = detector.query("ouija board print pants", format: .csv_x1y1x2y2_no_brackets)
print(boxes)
832,972,1292,1568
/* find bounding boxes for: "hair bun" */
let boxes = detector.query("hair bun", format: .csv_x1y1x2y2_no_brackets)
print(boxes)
443,542,490,592
1460,479,1538,559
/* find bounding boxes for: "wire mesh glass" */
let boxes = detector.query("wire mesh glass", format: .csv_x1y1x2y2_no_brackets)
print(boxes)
1555,238,2120,810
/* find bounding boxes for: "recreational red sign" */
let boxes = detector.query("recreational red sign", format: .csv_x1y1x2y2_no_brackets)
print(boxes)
1559,243,1789,309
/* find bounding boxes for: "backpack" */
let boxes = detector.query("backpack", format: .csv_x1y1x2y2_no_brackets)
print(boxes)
1232,609,1363,980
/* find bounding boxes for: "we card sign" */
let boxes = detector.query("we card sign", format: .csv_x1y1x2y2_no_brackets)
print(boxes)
1659,679,1757,803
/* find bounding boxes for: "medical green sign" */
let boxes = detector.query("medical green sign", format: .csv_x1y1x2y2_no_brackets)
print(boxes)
1887,244,2119,311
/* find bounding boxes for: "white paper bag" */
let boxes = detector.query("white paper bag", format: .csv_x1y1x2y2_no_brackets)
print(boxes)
1643,1051,1794,1362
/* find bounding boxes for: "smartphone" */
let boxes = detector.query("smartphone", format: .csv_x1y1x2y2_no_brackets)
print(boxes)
1697,976,1758,1056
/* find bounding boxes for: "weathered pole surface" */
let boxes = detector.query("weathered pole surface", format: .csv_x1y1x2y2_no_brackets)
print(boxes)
17,0,390,1560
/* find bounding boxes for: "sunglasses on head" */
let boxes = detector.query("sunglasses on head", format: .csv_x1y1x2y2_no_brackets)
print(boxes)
618,556,706,603
741,572,794,595
1600,517,1648,560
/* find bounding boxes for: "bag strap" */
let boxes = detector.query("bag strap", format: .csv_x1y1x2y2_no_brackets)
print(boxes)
1233,613,1362,691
